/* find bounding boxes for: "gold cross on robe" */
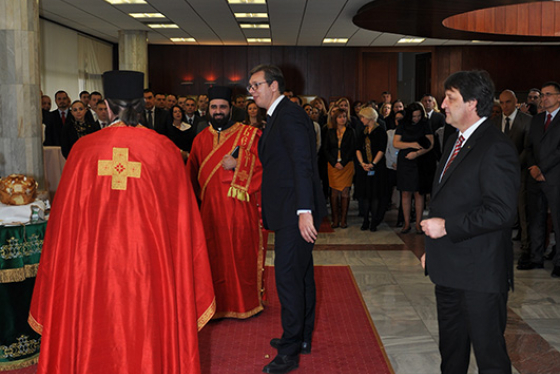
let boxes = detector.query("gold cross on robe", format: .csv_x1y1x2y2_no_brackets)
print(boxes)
98,148,141,190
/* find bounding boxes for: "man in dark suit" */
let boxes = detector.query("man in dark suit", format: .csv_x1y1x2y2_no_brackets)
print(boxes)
421,94,446,133
494,89,532,261
421,71,519,374
250,64,327,374
523,81,560,277
142,89,168,134
44,90,73,146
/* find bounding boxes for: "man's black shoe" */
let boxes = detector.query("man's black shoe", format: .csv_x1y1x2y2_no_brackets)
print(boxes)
262,354,299,374
270,338,311,354
517,262,544,270
552,266,560,278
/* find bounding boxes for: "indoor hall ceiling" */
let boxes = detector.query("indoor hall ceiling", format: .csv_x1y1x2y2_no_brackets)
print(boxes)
39,0,560,46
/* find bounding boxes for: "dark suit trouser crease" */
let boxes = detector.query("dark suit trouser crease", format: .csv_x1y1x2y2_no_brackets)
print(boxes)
527,181,560,266
435,285,511,374
274,224,316,356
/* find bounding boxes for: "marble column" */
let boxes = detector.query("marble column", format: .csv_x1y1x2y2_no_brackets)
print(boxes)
118,30,148,87
0,0,44,186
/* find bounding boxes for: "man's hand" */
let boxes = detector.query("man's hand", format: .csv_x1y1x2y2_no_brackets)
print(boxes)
529,165,545,182
421,253,426,269
420,218,447,239
222,154,237,170
335,162,344,170
298,212,318,243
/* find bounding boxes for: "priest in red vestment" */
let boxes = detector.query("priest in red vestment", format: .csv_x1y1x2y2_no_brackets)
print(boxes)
187,86,265,319
29,71,215,374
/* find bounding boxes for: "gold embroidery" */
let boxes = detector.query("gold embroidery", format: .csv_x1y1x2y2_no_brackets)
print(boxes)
0,235,43,261
0,354,39,371
0,335,41,359
27,314,43,335
98,148,142,190
197,298,216,331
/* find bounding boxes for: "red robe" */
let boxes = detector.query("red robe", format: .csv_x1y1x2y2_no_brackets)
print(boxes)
29,125,215,374
187,123,265,319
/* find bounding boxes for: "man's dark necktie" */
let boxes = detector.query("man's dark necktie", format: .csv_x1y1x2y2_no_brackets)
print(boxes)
545,113,552,131
147,110,153,128
504,117,510,135
61,111,66,125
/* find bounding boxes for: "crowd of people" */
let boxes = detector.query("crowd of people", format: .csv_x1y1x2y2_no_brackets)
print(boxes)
34,70,560,374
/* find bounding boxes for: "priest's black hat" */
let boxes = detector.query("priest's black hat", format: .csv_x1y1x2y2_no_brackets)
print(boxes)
102,70,144,101
208,86,232,105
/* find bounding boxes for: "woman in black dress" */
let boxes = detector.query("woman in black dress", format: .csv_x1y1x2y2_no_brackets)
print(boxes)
355,107,388,231
61,100,100,158
393,102,435,234
165,105,195,162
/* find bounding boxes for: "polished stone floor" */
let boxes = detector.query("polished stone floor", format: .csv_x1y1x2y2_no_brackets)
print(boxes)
267,202,560,374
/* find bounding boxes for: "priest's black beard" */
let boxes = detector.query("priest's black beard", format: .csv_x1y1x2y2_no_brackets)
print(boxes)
210,113,233,131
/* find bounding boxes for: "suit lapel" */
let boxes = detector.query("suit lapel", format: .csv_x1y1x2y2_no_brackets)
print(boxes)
259,97,286,154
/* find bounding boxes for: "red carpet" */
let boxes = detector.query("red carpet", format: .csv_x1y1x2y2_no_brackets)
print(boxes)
319,216,334,233
198,266,394,374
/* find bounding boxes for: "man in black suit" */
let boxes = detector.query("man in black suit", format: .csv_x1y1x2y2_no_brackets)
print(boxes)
142,89,168,134
44,90,73,146
523,81,560,277
421,94,446,133
421,71,519,374
250,64,327,374
495,89,532,260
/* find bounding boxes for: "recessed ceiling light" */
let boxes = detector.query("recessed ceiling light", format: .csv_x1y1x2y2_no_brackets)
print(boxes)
105,0,147,4
247,38,271,43
240,24,270,29
235,13,268,18
171,38,196,43
323,38,348,44
397,37,425,44
148,24,179,29
229,0,266,3
129,13,165,18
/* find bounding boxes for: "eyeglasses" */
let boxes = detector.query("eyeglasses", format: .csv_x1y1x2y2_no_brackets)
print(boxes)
247,81,268,92
528,95,540,100
542,92,560,98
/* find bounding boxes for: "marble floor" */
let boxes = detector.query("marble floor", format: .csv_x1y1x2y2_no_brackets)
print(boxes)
266,202,560,374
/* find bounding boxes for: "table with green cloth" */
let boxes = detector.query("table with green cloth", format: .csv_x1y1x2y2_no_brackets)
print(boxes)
0,221,46,371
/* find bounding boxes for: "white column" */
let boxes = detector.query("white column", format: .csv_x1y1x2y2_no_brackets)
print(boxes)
118,30,148,87
0,0,44,185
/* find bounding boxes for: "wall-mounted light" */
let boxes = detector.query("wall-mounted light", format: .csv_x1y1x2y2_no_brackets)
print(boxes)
181,81,194,85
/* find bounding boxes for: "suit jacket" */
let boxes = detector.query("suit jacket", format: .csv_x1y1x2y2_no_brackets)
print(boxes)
525,111,560,186
258,97,327,230
428,110,446,133
493,111,531,166
44,109,73,146
324,127,356,167
141,107,169,134
425,119,520,293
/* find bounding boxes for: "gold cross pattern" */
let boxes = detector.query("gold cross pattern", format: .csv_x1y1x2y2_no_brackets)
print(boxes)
98,148,142,190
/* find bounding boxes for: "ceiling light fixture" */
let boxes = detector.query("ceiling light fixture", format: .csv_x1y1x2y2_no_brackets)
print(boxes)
240,24,270,29
129,13,165,18
235,13,268,18
247,38,271,43
228,0,266,3
105,0,147,4
397,37,425,44
148,24,179,29
171,38,196,42
323,38,348,44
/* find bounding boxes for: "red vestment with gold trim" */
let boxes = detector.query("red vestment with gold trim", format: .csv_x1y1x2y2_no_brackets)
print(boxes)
187,123,265,319
29,125,215,374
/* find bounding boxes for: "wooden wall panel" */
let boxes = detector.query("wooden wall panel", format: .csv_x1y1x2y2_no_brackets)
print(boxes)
148,45,560,108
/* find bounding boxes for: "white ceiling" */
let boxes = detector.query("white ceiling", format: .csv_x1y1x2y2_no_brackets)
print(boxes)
38,0,560,47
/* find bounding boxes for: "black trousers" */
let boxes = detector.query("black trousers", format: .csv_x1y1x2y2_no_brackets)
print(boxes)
274,224,316,356
435,285,511,374
527,180,560,266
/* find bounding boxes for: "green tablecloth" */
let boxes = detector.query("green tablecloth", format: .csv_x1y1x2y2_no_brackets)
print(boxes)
0,221,46,371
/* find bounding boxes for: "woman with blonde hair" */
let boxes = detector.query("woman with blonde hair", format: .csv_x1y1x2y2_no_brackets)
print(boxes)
355,107,388,231
324,108,356,228
310,97,328,126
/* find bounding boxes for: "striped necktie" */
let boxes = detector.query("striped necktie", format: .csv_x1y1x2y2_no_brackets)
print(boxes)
442,135,464,178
